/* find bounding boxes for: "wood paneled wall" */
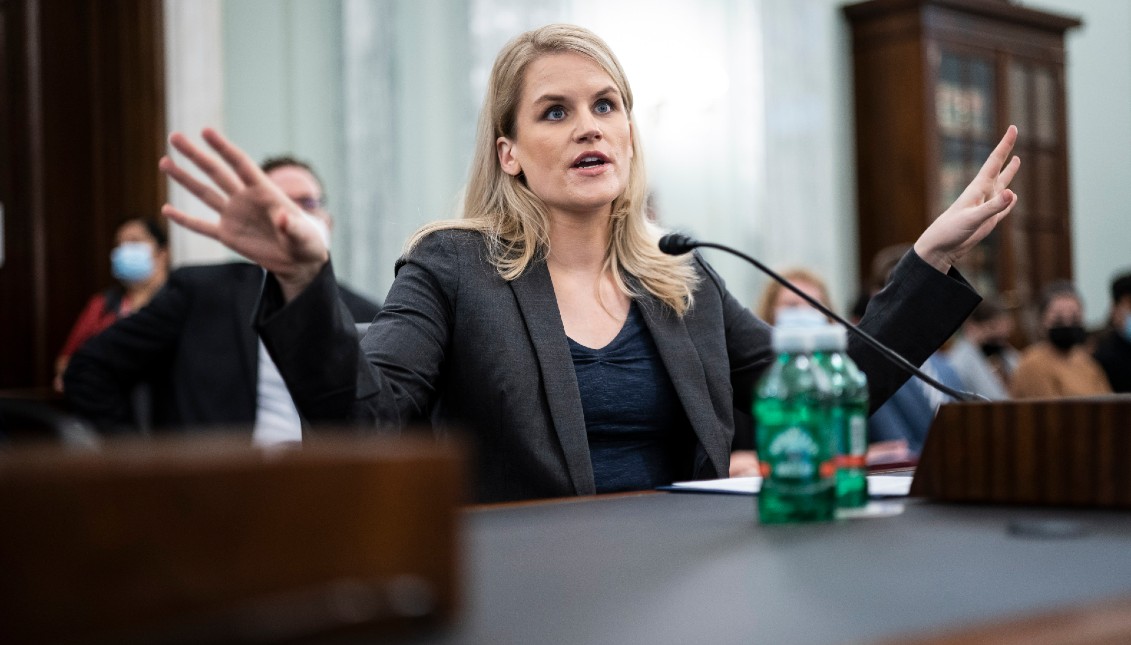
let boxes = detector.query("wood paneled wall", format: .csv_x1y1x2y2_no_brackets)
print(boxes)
0,0,166,392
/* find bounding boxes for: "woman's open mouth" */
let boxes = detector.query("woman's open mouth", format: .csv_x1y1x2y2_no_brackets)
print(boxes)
571,152,611,174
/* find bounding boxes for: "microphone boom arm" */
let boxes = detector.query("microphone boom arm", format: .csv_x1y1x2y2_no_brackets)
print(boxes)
672,237,986,403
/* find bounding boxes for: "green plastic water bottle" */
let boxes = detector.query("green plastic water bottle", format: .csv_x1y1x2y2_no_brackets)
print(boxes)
814,325,870,509
755,324,837,524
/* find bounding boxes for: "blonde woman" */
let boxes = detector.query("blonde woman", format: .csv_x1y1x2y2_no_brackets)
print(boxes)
160,25,1019,502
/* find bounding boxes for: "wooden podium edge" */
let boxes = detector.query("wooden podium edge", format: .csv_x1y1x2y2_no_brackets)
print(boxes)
910,396,1131,508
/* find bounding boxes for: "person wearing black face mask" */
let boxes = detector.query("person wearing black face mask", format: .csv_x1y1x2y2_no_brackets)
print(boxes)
945,298,1019,400
1011,281,1111,399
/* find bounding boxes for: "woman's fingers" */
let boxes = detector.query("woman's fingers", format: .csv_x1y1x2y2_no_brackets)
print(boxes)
958,128,1021,207
161,203,220,240
979,124,1018,178
158,155,227,212
915,127,1022,273
995,188,1017,212
168,132,244,195
996,155,1021,192
964,189,1018,248
201,127,270,190
986,189,1018,223
960,126,1019,203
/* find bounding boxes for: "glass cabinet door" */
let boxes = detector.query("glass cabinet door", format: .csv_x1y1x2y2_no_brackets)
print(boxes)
935,49,999,297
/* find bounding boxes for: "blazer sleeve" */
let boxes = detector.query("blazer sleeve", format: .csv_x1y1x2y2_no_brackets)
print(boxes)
257,232,458,430
850,250,980,409
336,283,382,324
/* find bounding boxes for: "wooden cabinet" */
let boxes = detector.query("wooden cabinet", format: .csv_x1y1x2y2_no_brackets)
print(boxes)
844,0,1080,333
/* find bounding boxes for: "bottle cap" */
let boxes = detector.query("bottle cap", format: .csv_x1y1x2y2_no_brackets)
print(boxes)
811,324,848,351
772,325,817,353
772,308,827,353
774,307,826,329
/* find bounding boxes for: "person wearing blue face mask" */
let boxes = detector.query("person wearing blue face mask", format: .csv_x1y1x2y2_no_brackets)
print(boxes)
1093,272,1131,393
54,218,170,392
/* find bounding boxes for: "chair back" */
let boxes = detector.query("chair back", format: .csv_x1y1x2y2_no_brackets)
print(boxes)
0,398,101,449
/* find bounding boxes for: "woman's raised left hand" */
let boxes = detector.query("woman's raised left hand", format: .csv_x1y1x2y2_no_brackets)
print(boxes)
913,125,1021,273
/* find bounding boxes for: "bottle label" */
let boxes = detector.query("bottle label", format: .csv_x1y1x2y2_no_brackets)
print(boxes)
848,413,867,455
762,425,836,494
834,413,869,468
766,426,819,478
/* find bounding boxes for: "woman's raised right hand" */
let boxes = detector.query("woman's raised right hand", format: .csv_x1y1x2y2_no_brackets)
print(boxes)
159,128,329,300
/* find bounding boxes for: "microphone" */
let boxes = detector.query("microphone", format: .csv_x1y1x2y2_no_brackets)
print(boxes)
658,233,987,403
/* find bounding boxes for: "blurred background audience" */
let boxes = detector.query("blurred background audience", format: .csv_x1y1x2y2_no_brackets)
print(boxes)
943,298,1019,400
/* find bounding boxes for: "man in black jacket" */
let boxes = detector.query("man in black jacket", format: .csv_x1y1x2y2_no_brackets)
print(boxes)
1094,272,1131,393
64,156,379,438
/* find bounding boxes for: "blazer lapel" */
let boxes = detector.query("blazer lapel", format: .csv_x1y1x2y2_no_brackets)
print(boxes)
509,261,596,496
637,296,727,477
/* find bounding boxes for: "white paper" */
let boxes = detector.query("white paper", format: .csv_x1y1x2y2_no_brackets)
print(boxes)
865,475,914,497
668,474,913,497
668,476,762,494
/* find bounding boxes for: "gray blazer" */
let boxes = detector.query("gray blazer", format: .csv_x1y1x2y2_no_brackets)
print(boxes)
259,230,979,502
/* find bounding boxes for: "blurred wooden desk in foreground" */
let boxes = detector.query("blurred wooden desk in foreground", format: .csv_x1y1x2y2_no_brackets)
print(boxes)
0,435,464,643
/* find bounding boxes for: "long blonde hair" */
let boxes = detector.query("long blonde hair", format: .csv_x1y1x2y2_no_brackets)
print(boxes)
406,24,698,314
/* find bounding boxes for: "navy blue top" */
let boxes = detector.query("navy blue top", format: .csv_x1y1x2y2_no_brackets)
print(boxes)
568,302,691,493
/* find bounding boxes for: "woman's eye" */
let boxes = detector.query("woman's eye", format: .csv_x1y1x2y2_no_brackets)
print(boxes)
595,99,614,114
545,106,566,121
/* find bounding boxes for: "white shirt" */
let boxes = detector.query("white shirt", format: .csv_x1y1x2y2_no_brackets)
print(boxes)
251,339,303,446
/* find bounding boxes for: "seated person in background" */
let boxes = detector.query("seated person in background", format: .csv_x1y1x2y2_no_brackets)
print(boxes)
753,268,831,323
158,24,1019,503
64,156,380,441
944,298,1019,400
1011,281,1112,398
730,268,832,477
1093,271,1131,393
866,351,964,457
53,218,169,392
